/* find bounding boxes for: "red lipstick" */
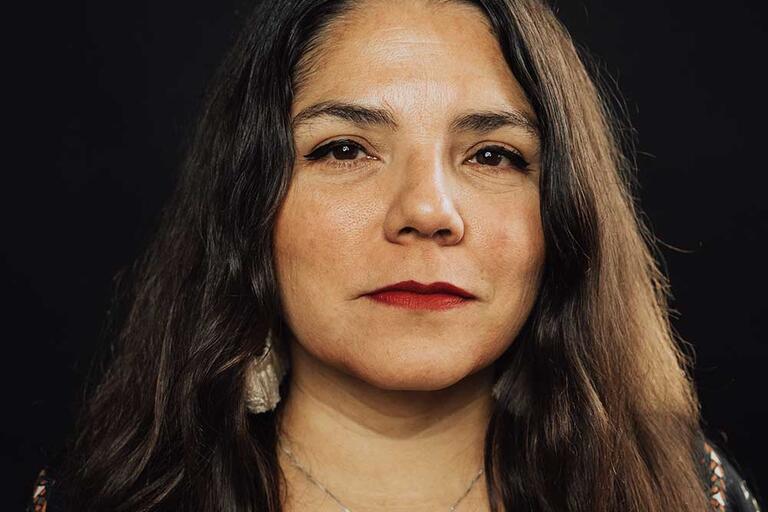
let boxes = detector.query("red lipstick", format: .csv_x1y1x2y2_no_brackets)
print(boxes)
364,280,476,310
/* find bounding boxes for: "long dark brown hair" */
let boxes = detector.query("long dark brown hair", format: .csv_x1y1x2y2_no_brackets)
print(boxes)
58,0,711,510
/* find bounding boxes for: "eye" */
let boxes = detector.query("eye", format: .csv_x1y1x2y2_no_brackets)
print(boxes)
303,139,377,169
303,140,530,173
467,145,530,172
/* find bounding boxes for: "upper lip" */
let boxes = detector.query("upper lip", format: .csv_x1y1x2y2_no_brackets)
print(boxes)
366,280,476,299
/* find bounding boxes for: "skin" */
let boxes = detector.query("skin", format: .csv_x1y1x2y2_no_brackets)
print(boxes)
272,0,545,510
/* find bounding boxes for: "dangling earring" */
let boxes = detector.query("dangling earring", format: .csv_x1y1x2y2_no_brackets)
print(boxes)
245,328,290,414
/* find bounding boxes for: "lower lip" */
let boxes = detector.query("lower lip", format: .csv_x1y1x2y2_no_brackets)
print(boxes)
366,291,473,310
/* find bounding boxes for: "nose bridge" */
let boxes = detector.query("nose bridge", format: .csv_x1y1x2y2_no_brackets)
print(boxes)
384,140,464,244
402,142,447,196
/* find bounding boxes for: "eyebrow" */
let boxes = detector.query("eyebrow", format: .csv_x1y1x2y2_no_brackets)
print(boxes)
291,100,540,138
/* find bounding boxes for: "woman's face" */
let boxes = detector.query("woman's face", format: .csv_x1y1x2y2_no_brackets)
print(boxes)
274,0,545,391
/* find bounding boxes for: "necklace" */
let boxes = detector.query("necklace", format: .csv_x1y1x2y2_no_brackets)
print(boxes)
277,436,484,512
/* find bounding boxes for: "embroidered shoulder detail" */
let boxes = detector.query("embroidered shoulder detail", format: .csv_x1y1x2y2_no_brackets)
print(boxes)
701,440,727,511
30,468,54,512
738,479,764,512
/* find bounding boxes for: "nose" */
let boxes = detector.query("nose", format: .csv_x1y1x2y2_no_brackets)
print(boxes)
383,149,464,246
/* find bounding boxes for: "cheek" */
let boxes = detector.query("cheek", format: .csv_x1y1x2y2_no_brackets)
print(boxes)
474,190,545,312
273,178,372,311
273,177,388,377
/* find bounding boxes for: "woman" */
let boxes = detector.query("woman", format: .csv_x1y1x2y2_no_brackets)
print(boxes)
28,0,763,511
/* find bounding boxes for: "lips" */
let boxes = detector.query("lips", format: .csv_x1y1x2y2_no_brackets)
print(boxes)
364,280,476,310
368,280,475,298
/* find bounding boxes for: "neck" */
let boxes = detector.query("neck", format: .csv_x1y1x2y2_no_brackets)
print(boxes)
276,338,494,512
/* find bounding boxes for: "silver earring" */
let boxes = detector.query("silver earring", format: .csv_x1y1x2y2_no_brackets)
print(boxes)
245,328,289,414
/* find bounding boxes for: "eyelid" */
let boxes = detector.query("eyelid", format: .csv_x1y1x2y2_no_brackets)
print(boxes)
303,138,378,160
467,142,524,158
466,142,531,169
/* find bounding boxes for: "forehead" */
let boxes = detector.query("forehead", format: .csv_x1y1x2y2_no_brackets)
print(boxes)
292,0,535,123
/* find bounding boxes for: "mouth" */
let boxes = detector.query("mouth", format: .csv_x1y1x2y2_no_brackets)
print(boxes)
363,280,476,311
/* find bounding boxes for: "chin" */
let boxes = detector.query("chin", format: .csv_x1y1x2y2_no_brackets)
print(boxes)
344,354,484,392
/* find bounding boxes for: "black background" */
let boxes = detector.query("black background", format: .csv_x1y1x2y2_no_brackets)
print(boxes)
3,0,767,507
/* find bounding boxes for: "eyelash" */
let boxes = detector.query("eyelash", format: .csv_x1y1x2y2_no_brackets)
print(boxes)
303,139,531,173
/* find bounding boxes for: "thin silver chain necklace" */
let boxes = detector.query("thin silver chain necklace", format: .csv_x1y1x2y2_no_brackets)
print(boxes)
277,436,485,512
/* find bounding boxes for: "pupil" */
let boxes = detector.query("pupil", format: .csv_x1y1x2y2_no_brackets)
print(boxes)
332,144,357,160
478,150,502,166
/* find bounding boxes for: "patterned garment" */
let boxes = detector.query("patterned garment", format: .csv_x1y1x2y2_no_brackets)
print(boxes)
30,468,52,512
28,438,762,511
700,440,763,512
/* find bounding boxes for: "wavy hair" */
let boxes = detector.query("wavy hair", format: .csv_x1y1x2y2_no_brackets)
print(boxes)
59,0,710,510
